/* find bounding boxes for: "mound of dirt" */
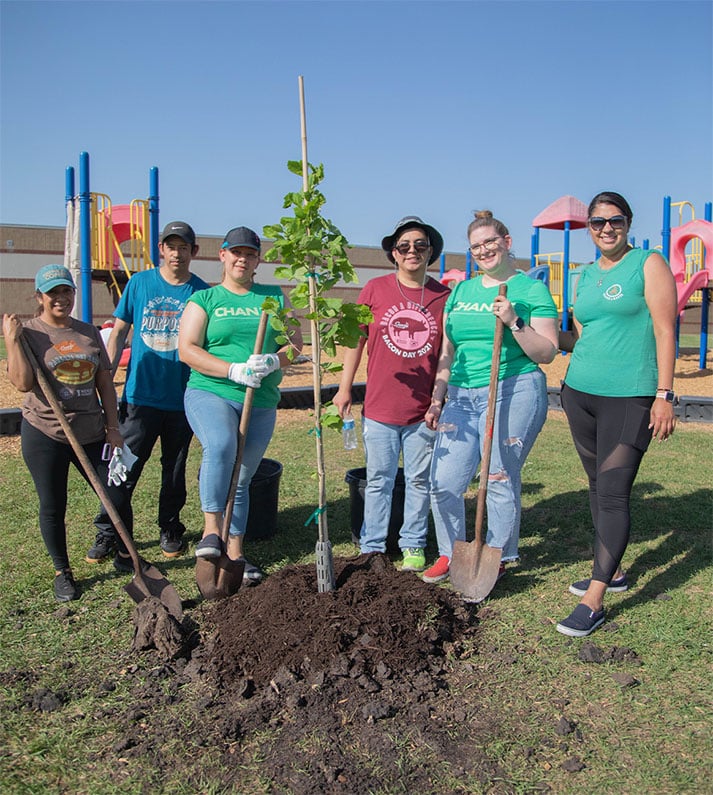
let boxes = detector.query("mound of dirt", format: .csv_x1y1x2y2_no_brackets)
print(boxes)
176,553,496,793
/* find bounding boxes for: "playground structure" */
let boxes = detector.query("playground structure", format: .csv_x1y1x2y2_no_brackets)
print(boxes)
65,152,160,323
438,194,713,367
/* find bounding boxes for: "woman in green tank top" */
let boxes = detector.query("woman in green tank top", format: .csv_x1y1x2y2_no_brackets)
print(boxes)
557,191,677,638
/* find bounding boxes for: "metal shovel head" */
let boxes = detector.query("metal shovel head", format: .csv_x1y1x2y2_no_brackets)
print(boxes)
123,563,184,620
449,539,503,604
195,554,245,601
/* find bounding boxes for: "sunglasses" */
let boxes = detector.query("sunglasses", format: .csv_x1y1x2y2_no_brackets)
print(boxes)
393,240,430,255
588,215,627,231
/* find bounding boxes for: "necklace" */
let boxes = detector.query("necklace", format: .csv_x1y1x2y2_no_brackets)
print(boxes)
395,273,426,312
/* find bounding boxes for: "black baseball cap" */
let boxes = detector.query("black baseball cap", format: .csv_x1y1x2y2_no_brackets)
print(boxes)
221,226,261,251
160,221,196,245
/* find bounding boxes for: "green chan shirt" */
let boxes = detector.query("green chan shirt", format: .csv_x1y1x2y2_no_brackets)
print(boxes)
446,272,558,388
186,284,285,408
565,248,660,397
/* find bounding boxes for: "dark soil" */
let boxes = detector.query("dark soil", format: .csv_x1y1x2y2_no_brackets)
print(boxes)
7,553,640,792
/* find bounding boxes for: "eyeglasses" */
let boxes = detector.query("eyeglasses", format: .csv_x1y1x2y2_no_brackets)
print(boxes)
393,240,430,255
588,215,627,231
469,237,502,254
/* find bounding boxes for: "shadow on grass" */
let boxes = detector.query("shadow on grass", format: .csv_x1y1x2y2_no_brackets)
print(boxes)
514,481,712,607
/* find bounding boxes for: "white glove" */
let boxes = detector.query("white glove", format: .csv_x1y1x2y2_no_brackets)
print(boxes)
227,362,262,388
247,353,280,377
107,447,128,487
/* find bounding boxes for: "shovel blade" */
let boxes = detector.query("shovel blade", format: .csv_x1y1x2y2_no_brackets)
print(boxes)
124,564,184,620
449,539,502,604
196,555,245,601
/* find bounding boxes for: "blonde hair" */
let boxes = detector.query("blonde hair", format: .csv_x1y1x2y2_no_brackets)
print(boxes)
467,210,510,239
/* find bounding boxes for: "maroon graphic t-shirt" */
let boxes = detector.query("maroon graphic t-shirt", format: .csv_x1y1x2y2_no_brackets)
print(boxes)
358,273,449,425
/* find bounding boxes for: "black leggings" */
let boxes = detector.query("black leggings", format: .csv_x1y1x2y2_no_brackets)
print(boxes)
561,385,653,584
21,420,133,571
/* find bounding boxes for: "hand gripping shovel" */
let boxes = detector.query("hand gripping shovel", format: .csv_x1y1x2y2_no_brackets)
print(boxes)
195,311,269,600
449,283,507,603
19,334,183,620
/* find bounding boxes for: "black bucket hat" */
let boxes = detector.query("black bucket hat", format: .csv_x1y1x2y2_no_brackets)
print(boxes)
381,215,444,265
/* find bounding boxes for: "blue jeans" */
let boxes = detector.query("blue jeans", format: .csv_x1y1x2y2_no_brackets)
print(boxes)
361,416,436,553
430,370,548,562
184,388,276,537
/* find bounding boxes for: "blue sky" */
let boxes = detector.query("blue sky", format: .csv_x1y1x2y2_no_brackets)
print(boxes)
1,0,711,264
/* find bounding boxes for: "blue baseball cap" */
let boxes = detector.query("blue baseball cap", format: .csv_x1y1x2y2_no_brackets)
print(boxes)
35,264,76,293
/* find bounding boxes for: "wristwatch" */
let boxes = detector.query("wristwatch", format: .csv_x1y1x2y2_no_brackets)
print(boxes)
656,389,675,403
509,317,525,332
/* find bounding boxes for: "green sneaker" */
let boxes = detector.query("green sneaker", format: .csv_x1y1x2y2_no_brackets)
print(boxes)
401,548,426,572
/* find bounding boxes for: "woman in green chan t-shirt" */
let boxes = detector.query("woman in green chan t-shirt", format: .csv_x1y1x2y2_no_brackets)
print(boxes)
422,210,559,588
178,226,302,585
557,191,677,638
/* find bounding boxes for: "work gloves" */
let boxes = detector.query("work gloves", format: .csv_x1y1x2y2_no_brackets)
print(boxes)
105,444,138,487
227,362,262,389
247,353,281,377
228,354,281,388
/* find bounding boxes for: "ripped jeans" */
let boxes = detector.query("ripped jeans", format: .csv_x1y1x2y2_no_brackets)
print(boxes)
430,370,548,561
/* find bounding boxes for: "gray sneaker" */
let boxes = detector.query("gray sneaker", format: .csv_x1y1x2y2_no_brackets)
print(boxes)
240,558,264,586
86,532,116,563
160,529,186,558
54,569,78,602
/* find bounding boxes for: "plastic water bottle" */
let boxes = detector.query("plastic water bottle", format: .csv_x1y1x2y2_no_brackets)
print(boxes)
342,415,358,450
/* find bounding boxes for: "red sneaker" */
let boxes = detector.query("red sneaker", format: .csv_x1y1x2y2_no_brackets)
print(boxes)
422,555,450,583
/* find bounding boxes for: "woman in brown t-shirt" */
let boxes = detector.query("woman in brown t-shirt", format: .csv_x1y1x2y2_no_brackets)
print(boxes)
3,264,132,602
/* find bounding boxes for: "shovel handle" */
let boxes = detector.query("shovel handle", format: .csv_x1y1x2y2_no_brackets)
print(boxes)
474,283,507,546
18,333,147,584
220,311,270,543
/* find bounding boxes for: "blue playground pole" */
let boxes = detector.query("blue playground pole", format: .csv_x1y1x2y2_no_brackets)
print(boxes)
642,239,649,250
561,221,571,331
65,167,74,205
466,249,473,279
149,166,159,267
662,195,671,260
530,228,539,269
699,202,712,369
79,152,92,323
439,252,445,280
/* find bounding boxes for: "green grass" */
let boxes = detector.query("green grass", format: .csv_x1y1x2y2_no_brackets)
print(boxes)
0,409,711,793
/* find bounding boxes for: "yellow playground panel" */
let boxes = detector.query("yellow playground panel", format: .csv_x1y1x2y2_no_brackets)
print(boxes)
90,194,155,296
533,251,585,311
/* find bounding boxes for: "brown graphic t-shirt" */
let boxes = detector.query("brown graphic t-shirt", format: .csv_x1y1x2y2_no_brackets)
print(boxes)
21,317,111,443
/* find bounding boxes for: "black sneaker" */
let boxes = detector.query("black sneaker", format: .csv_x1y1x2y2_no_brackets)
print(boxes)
556,604,606,637
113,552,152,574
86,532,116,563
569,572,628,597
240,558,264,586
54,569,78,602
160,529,186,559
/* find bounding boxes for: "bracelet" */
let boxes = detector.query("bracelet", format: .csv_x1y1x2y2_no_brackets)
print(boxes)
106,425,119,431
657,386,672,391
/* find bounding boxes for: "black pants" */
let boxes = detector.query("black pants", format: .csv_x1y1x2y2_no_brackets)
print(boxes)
93,403,193,538
561,385,654,584
21,419,133,571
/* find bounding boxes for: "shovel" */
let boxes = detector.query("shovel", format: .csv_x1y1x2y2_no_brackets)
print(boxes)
449,283,507,603
195,311,268,600
19,334,183,621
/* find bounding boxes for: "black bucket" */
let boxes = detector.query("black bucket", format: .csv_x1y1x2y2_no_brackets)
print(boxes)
344,467,405,552
246,458,283,541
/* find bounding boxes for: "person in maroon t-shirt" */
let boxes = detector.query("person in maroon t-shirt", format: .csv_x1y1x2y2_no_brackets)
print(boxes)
334,216,450,572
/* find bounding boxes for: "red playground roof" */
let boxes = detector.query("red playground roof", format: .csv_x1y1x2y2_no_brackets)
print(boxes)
532,195,589,230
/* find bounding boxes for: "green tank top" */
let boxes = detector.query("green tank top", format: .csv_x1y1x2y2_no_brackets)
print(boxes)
565,248,660,396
